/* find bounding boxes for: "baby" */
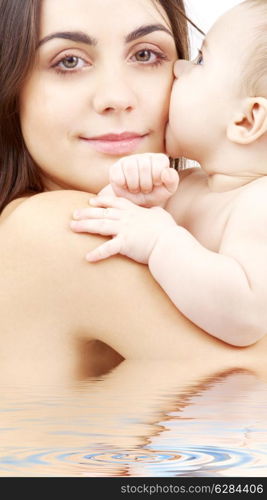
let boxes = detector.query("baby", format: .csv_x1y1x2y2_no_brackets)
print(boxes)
71,0,267,347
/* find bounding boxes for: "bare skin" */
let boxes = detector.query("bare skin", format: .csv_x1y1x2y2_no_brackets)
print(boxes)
1,190,267,385
2,0,266,388
70,3,267,348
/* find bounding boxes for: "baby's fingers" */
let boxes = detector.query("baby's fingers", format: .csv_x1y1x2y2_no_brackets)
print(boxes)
161,168,179,194
86,235,123,262
109,161,126,188
138,155,153,193
73,206,120,220
70,218,119,236
89,195,135,210
151,154,170,186
120,157,140,193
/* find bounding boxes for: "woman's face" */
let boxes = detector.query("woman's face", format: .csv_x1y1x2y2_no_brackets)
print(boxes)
20,0,177,193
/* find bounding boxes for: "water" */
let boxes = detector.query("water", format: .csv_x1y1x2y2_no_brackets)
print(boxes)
0,360,267,477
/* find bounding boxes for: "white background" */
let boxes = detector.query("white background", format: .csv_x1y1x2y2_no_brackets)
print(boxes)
185,0,244,56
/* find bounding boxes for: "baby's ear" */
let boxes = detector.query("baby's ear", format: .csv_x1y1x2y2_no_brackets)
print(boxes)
227,97,267,144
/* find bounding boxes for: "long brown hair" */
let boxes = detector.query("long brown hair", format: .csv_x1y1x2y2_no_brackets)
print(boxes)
0,0,191,213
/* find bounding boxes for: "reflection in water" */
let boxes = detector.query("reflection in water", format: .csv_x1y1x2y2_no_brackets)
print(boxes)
0,362,267,477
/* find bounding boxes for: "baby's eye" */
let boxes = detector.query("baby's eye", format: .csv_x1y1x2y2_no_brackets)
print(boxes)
194,50,204,65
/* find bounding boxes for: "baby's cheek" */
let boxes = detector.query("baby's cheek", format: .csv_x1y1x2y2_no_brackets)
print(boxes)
165,123,179,158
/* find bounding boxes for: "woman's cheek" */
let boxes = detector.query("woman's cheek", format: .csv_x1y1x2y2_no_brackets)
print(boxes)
152,71,174,128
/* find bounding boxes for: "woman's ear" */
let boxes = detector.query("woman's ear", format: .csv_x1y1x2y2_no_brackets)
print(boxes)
227,97,267,144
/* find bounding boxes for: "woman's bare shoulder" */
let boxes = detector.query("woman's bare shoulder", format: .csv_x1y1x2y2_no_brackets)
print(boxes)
0,190,104,278
2,190,93,221
1,190,115,289
1,190,209,360
0,190,122,343
1,190,97,245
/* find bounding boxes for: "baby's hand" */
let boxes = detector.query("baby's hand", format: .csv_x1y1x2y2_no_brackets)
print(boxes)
70,195,177,263
109,153,179,207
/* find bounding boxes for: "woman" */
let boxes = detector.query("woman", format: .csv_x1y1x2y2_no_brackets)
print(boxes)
0,0,265,385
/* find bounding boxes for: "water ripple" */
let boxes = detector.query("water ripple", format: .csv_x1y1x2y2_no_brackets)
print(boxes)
0,445,266,476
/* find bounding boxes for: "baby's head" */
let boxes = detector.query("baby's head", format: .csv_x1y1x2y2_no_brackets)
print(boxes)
241,0,267,98
166,0,267,164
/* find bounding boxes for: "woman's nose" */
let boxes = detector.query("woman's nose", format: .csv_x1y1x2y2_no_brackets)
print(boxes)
92,71,137,115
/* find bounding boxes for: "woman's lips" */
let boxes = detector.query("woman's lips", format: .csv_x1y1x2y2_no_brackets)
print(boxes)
80,132,148,155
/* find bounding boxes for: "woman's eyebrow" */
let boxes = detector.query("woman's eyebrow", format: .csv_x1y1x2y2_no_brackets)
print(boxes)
125,24,173,42
37,31,97,48
37,24,172,49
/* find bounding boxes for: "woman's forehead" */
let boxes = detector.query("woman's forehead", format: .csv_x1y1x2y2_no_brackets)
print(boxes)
40,0,171,38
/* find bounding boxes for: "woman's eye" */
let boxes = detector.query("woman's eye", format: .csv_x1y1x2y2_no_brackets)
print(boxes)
53,55,89,73
135,49,153,62
131,49,167,66
194,50,203,65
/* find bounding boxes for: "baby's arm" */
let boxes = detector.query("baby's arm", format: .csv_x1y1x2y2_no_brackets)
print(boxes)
99,153,179,207
148,188,267,347
71,186,267,347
